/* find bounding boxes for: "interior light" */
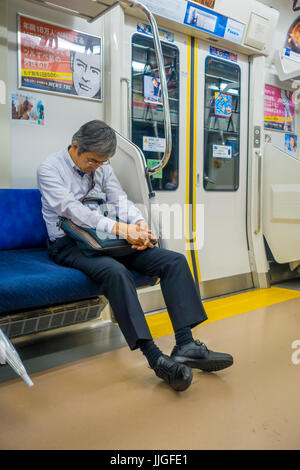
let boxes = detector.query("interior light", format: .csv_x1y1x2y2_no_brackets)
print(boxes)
44,1,80,14
132,61,145,72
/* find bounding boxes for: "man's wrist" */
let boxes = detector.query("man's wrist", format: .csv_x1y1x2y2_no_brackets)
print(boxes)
112,222,119,236
112,222,128,239
97,217,117,234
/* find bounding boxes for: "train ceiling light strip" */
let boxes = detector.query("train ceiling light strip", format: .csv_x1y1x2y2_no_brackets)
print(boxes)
43,1,81,14
24,0,120,22
24,0,93,20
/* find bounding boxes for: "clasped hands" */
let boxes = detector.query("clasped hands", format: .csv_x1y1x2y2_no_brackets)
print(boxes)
112,220,158,251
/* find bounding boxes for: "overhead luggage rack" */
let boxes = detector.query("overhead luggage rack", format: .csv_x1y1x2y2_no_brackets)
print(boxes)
25,0,120,23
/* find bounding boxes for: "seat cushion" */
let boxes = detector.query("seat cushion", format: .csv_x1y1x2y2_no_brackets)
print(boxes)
0,189,48,250
0,249,158,315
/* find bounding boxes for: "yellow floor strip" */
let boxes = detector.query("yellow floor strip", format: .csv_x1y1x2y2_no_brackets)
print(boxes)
146,287,300,339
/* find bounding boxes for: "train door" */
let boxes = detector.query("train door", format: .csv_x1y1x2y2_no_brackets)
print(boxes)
105,9,254,300
107,12,191,311
128,30,253,298
128,18,188,256
195,41,253,297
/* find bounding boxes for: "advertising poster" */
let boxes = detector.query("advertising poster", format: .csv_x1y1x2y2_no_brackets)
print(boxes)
137,0,187,25
11,92,45,125
137,23,174,42
214,92,232,117
146,159,163,179
144,75,163,105
210,46,237,62
193,0,215,8
264,85,295,132
18,14,102,101
285,134,297,153
285,17,300,59
184,2,245,44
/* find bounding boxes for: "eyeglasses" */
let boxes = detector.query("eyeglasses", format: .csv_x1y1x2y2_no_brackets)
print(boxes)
86,158,110,167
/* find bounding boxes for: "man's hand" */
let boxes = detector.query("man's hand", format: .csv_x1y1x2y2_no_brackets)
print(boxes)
134,220,158,250
112,221,157,251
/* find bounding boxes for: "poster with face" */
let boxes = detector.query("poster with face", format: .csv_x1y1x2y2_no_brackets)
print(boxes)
18,15,102,101
285,17,300,55
285,134,297,152
144,75,163,105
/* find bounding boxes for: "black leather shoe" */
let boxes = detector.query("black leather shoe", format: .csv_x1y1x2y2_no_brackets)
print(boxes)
171,340,233,372
153,355,193,391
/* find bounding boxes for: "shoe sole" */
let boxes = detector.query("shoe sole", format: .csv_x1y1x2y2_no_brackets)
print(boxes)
157,368,193,391
170,371,193,392
172,356,233,373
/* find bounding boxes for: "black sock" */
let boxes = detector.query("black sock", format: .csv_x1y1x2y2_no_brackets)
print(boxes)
175,326,194,347
137,339,163,369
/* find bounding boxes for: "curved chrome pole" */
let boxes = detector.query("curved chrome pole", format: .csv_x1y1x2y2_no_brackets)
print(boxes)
120,0,172,176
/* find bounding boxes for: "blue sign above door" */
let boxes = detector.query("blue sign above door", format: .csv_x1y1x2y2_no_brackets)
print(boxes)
184,1,245,45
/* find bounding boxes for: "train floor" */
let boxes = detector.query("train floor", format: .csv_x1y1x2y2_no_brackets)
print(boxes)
0,282,300,450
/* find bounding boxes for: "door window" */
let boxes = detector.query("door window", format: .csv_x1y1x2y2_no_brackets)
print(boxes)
131,33,180,191
203,56,241,191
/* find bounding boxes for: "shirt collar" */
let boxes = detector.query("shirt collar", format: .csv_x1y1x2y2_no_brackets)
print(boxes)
64,147,83,174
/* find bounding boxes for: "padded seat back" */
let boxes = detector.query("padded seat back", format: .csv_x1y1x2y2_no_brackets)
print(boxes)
0,189,48,250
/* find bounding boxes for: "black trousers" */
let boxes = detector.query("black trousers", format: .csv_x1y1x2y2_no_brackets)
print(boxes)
48,236,208,350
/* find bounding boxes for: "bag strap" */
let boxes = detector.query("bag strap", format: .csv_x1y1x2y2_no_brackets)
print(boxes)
79,171,95,202
82,197,106,205
82,196,108,216
79,173,109,215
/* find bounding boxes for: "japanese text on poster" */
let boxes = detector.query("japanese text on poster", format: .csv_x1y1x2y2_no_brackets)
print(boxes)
18,15,102,101
264,85,295,132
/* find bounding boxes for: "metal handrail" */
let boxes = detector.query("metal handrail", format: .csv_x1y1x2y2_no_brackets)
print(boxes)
120,0,172,176
254,150,262,235
120,77,131,138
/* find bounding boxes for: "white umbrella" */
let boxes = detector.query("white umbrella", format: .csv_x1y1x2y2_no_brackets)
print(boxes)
0,329,34,387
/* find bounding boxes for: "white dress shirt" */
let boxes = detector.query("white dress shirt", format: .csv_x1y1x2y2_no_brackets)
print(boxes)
37,148,144,241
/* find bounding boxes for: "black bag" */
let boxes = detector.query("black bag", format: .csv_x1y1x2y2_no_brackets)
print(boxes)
58,197,134,257
58,173,156,257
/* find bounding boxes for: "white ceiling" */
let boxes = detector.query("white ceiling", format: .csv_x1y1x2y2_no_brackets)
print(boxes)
24,0,120,22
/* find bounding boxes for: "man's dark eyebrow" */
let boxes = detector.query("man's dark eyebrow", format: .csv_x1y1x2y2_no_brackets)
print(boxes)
90,66,100,73
76,58,87,66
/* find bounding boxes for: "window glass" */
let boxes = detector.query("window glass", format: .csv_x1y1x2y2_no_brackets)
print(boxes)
131,33,180,191
203,56,241,191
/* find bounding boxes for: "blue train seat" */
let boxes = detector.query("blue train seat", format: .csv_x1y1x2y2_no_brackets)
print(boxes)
0,189,157,316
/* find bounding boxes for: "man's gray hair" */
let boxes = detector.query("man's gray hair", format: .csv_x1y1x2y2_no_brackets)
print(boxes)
72,120,117,158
